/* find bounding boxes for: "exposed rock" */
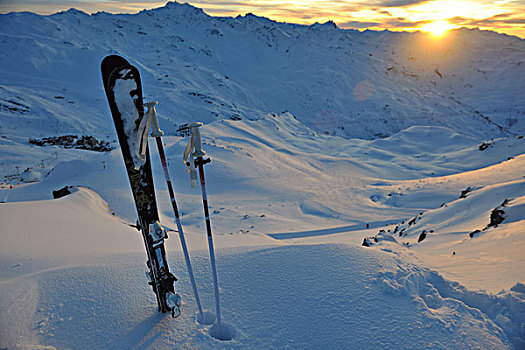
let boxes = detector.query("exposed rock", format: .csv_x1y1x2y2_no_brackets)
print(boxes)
53,186,71,199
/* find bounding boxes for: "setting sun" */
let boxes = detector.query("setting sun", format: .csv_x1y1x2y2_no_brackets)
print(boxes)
420,20,456,38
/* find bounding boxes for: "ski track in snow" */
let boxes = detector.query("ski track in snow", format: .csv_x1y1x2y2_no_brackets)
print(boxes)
0,2,524,349
268,219,404,239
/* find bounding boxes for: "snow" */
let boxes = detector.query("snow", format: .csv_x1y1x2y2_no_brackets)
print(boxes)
1,2,524,349
111,67,148,170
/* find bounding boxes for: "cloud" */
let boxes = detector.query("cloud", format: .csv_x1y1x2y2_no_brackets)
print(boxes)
472,13,525,25
190,0,273,9
340,16,428,30
383,17,425,28
0,0,167,14
340,20,381,28
360,0,430,8
451,13,525,27
105,0,164,3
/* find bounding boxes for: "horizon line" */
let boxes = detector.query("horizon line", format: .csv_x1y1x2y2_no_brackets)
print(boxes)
1,1,524,39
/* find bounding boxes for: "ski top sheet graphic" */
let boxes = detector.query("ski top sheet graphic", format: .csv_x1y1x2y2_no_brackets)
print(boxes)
101,56,158,225
101,55,179,316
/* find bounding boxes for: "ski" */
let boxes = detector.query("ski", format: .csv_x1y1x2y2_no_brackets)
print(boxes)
101,55,180,317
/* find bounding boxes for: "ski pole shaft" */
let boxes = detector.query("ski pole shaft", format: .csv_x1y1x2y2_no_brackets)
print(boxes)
154,137,204,319
196,159,222,329
146,101,204,318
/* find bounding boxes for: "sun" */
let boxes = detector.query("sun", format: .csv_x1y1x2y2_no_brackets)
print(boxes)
420,20,456,38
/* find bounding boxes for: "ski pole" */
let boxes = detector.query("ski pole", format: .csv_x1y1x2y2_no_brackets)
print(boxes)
184,122,222,331
145,101,204,321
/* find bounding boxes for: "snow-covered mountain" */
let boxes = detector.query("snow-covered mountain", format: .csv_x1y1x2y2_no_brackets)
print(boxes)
1,1,524,143
1,2,524,349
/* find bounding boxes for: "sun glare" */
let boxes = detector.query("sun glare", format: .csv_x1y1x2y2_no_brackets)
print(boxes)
420,20,455,38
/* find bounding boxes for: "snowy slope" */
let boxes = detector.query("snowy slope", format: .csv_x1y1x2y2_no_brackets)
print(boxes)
1,2,525,349
364,176,525,292
1,113,524,349
1,187,523,349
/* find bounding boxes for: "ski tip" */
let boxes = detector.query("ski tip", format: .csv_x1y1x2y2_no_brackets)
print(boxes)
101,54,130,68
100,55,130,80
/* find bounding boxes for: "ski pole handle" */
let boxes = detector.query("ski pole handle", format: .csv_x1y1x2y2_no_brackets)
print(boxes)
144,101,164,138
188,122,205,157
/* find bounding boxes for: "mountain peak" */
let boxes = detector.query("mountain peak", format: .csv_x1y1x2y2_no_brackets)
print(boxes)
56,8,89,16
143,1,208,19
310,20,338,29
163,1,204,13
236,12,275,23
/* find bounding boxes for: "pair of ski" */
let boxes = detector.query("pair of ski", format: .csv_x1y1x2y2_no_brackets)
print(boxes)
101,55,222,327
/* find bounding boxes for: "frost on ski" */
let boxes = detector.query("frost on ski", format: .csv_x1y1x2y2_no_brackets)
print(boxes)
111,68,149,170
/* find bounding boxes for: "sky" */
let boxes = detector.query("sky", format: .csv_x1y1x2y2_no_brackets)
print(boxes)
0,0,524,38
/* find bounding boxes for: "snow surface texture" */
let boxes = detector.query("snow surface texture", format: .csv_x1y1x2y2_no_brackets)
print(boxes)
1,189,522,349
1,2,524,349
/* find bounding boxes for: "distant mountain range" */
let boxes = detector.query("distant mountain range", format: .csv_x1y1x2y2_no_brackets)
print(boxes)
1,1,524,141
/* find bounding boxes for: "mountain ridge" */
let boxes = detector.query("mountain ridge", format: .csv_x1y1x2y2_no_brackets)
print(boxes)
1,1,523,143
